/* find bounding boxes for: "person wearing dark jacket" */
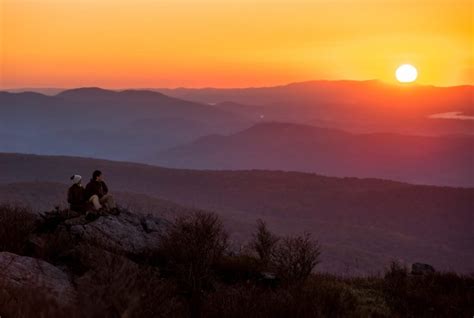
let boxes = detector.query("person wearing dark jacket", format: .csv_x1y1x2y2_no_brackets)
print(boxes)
85,170,116,211
68,174,87,213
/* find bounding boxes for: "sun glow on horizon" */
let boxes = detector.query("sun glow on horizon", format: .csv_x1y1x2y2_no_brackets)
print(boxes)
395,64,418,83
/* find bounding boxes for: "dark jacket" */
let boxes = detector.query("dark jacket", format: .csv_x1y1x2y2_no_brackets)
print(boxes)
85,179,109,199
68,184,86,212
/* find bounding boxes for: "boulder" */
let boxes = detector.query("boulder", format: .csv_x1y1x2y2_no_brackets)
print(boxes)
0,252,77,307
67,210,169,256
411,262,435,275
258,271,279,288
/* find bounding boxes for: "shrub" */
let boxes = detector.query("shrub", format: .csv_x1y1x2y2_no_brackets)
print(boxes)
0,204,37,254
250,219,279,268
383,261,408,291
159,211,228,317
214,254,263,284
202,276,359,318
271,233,321,285
75,248,185,318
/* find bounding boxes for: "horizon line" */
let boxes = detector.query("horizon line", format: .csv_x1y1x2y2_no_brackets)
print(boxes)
2,79,474,92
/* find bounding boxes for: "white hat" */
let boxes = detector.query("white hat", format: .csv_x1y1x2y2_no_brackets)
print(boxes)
71,174,82,184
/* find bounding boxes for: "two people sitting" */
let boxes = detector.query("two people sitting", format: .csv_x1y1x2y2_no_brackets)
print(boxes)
67,170,116,214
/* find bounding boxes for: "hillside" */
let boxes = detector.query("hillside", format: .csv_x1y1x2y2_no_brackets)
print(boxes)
0,152,472,275
153,122,474,187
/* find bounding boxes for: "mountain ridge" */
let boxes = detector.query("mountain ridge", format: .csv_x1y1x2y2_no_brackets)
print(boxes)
0,88,252,161
0,152,472,274
153,122,474,187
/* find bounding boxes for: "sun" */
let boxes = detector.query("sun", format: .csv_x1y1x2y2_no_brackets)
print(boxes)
395,64,418,83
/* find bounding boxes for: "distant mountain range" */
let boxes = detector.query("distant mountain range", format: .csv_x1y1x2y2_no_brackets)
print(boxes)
0,87,251,161
1,81,472,186
153,122,474,187
3,80,473,135
0,153,472,275
156,80,474,135
1,87,65,95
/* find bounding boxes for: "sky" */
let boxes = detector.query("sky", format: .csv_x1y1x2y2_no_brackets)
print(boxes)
1,0,473,88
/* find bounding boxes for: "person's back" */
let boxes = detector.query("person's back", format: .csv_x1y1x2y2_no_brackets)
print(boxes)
68,175,86,213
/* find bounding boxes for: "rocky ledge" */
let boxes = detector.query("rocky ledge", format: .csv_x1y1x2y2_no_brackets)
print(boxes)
0,209,170,314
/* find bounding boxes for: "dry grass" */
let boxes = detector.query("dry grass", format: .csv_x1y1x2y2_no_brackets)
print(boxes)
383,261,474,317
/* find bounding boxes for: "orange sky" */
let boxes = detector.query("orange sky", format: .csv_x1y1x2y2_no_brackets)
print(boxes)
1,0,473,88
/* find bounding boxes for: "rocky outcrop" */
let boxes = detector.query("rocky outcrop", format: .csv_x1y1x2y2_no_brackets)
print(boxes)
28,209,169,260
67,210,169,256
0,252,77,307
0,200,190,317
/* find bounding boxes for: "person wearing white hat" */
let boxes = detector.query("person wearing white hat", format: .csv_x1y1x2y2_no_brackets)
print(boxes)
68,174,86,213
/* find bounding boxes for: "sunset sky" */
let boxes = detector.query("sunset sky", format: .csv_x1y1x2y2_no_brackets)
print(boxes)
1,0,473,88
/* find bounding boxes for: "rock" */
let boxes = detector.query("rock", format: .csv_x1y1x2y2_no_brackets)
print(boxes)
64,214,89,226
258,271,279,287
411,262,435,275
36,209,81,233
68,210,169,256
0,252,77,307
28,209,170,263
260,271,277,280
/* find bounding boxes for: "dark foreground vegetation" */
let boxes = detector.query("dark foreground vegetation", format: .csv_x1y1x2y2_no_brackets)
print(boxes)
0,204,473,318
